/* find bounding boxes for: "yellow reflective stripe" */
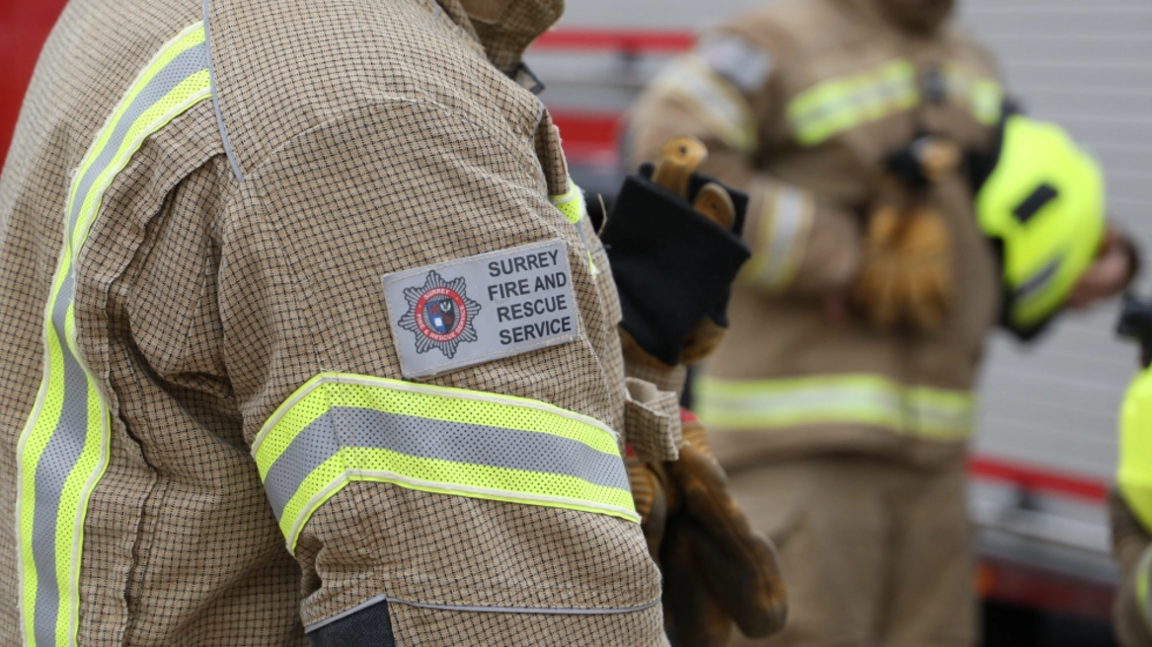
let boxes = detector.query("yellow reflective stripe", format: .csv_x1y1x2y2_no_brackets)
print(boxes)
254,375,621,467
942,64,1003,126
651,56,758,155
1120,367,1152,531
67,22,207,251
907,386,977,439
740,184,813,293
696,374,975,439
15,23,211,647
788,60,919,146
72,71,210,254
254,373,636,551
277,451,637,552
697,375,903,429
1139,546,1152,630
550,181,585,225
549,180,599,275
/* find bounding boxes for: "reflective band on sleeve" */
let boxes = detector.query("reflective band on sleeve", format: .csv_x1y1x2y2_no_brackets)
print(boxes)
550,181,586,226
550,181,599,275
14,23,211,647
741,185,813,292
787,60,919,146
253,373,637,551
695,374,975,439
650,56,758,155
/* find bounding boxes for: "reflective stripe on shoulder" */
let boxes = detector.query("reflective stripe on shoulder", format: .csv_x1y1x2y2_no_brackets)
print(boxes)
550,181,586,225
15,22,212,647
787,60,919,147
253,373,637,551
695,374,975,440
550,180,599,275
650,55,758,156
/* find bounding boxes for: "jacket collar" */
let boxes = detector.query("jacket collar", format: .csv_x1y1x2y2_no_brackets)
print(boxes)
440,0,564,74
847,0,955,38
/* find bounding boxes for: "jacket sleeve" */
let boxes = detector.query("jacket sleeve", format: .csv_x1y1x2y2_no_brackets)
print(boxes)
212,98,660,631
1110,490,1152,647
626,27,862,300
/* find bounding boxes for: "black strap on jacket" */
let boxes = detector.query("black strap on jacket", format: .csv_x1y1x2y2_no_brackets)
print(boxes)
309,599,396,647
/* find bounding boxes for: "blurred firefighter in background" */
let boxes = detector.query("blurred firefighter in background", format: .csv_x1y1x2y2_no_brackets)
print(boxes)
628,0,1137,645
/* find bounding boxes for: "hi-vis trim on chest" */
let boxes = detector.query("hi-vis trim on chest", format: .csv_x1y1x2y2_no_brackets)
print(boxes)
383,239,578,378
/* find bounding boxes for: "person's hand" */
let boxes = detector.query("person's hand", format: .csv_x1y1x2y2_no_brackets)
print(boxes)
1066,229,1136,310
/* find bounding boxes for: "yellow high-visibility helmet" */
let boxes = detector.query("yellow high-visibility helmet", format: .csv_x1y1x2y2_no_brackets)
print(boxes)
974,113,1105,338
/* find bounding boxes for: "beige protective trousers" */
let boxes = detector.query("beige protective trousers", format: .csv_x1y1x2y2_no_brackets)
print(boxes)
725,455,977,647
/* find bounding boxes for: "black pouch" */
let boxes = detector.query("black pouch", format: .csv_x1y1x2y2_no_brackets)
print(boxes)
309,599,396,647
602,164,751,366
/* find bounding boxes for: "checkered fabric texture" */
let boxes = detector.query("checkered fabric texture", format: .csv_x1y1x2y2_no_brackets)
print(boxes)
623,379,682,463
388,601,670,646
0,0,667,644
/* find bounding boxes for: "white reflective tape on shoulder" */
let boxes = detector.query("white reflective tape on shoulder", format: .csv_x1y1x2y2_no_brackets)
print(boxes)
382,239,579,378
697,34,773,94
550,181,600,276
651,56,758,155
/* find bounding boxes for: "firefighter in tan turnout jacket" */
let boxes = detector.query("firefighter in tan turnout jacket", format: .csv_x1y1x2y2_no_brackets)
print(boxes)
629,0,1136,645
0,0,786,644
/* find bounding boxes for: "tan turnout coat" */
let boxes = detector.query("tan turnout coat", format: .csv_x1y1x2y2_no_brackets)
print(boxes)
629,0,1004,469
0,0,677,644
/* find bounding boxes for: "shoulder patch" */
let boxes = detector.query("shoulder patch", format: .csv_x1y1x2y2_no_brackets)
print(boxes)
697,34,774,94
383,239,578,378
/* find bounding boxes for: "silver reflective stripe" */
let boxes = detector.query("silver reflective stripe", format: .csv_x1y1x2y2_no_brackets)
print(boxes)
908,394,976,438
1014,256,1062,305
38,43,210,646
747,186,810,291
653,56,757,154
696,376,976,439
30,271,84,643
67,43,209,237
701,381,902,425
792,77,912,129
263,407,632,520
16,22,211,647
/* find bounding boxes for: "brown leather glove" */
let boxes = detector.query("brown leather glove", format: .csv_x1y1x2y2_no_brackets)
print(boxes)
852,203,954,331
628,412,788,646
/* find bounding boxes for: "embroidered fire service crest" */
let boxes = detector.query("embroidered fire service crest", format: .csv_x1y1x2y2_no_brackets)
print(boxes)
397,270,481,359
